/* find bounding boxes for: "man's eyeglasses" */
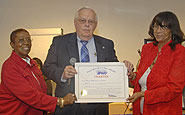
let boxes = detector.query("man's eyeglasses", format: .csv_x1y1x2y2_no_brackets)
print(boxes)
77,18,96,25
16,37,32,44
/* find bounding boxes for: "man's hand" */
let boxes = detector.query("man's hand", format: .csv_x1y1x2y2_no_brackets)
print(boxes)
62,65,77,79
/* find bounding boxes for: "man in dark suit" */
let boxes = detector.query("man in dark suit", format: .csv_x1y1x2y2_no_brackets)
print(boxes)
43,6,118,115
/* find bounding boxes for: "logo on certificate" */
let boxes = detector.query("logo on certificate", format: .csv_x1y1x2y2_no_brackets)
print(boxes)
96,69,108,78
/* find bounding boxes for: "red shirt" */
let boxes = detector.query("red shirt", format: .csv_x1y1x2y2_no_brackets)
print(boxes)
0,51,57,115
132,41,185,115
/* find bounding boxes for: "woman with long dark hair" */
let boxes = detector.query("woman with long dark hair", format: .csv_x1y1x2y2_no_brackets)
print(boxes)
124,11,185,115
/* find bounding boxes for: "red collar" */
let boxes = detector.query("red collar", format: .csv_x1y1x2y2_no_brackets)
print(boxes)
10,51,36,69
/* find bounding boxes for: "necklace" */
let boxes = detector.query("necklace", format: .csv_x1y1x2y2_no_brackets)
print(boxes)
149,52,159,69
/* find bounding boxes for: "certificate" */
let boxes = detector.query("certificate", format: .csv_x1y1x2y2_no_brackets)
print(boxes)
75,62,129,103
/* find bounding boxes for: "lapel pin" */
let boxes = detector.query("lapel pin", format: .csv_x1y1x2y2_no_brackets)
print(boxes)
94,52,97,56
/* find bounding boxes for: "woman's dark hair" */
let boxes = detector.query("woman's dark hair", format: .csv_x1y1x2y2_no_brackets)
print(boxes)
33,57,43,69
148,11,184,50
10,28,29,43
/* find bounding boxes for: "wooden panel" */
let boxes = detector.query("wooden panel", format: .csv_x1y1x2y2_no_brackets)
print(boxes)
109,102,133,115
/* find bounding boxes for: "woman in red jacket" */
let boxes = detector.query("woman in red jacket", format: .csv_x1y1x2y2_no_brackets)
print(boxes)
124,11,185,115
0,28,76,115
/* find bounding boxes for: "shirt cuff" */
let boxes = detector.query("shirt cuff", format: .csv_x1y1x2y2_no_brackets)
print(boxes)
61,74,67,82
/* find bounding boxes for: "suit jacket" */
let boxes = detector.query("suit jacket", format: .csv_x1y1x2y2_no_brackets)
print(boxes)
43,32,118,114
132,41,185,115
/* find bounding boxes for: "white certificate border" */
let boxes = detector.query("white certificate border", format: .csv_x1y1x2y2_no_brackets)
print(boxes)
75,62,129,103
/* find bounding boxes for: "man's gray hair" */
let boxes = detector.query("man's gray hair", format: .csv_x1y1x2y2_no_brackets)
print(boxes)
74,6,98,22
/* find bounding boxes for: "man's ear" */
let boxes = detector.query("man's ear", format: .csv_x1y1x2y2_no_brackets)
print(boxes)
10,42,14,49
74,19,77,28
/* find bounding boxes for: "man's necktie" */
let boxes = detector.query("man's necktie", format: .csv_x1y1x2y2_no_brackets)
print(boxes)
80,41,90,62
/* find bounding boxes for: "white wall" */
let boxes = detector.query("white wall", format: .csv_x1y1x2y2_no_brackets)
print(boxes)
0,0,185,81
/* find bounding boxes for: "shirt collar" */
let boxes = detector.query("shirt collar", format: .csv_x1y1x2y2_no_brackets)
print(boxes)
77,35,94,43
11,51,35,68
22,57,31,65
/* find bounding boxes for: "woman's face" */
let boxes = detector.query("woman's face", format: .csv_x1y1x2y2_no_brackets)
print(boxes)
10,31,32,59
153,22,171,43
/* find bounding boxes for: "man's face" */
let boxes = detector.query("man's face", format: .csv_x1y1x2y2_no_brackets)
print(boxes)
74,9,97,41
10,31,32,59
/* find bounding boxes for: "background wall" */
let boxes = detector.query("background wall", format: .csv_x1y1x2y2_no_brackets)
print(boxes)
0,0,185,81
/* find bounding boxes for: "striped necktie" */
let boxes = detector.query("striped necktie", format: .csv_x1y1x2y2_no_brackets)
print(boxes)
80,40,90,62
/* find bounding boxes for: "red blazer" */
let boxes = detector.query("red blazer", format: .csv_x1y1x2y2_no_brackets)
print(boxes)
0,51,57,115
132,41,185,115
